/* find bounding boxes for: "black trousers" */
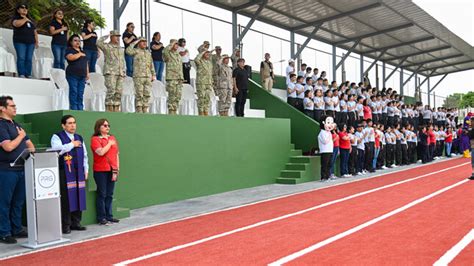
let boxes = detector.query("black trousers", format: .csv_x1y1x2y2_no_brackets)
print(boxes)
314,109,324,123
304,109,314,118
295,98,304,112
364,142,374,171
372,113,379,124
377,145,386,168
235,89,248,117
408,142,416,163
429,143,435,161
349,147,357,175
287,97,296,109
348,112,356,128
401,143,408,165
422,144,430,163
395,141,402,165
386,144,395,166
326,110,335,118
321,153,333,180
381,113,387,127
59,170,82,230
182,63,191,84
339,112,348,127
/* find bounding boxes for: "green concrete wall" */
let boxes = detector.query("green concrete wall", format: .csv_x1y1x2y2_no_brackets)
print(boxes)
252,71,287,90
24,111,292,224
248,79,320,152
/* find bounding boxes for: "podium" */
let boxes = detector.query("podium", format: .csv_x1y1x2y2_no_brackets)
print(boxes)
12,149,70,249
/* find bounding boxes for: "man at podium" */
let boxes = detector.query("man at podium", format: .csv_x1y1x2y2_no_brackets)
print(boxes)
0,96,35,244
50,115,89,234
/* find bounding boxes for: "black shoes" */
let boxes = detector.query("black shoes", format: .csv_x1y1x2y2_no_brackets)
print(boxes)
468,175,474,180
70,225,87,231
13,231,28,238
0,236,17,244
107,218,120,223
98,219,109,225
62,228,71,234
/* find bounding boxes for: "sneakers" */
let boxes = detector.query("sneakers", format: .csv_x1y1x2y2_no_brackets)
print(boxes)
391,164,397,168
343,174,352,178
469,175,474,180
382,166,388,170
99,219,110,225
357,172,363,175
0,236,17,244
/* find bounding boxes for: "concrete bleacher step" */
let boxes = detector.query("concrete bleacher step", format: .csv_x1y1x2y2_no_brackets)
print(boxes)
285,163,308,171
276,150,320,184
271,88,287,102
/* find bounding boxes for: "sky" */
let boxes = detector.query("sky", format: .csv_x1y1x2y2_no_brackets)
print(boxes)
87,0,473,106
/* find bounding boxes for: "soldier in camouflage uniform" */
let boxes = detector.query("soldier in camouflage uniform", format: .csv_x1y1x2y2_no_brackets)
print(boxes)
163,39,183,114
211,46,222,89
215,54,233,116
194,50,213,116
197,41,210,53
126,37,156,113
231,48,241,69
97,30,126,112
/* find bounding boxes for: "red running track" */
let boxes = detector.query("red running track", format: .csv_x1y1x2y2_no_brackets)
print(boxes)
0,158,471,266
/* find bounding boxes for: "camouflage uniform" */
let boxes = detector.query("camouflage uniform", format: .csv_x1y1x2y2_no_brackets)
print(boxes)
211,52,222,88
194,51,213,113
126,38,155,112
163,39,184,112
216,55,233,114
231,49,241,69
97,32,126,107
197,41,210,53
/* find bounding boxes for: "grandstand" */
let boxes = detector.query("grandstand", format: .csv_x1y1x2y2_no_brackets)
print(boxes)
0,0,473,264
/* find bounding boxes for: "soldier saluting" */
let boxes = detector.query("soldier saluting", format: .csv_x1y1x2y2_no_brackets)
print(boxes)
97,30,126,112
163,39,183,115
194,49,214,116
126,37,156,113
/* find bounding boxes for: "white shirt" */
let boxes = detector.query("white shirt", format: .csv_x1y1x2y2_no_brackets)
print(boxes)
286,65,294,84
423,109,432,119
313,96,325,110
356,103,364,116
325,96,334,111
355,131,365,150
296,83,305,99
304,98,314,110
177,47,190,63
332,96,340,112
51,131,89,172
287,82,296,98
347,101,356,112
318,130,333,153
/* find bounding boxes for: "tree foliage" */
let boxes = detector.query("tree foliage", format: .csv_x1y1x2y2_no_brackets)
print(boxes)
460,91,474,108
443,93,462,108
1,0,105,35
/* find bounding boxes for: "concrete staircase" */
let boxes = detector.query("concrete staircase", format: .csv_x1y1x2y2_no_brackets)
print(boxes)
276,144,321,184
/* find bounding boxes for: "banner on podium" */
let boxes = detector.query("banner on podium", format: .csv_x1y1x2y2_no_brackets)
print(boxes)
35,167,60,200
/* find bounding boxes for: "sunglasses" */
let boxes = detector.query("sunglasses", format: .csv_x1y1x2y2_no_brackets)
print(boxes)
102,124,110,128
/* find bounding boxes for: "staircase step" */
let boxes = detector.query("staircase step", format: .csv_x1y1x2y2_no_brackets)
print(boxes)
290,149,302,156
276,177,301,184
280,170,302,179
285,163,307,171
290,143,295,149
289,156,311,164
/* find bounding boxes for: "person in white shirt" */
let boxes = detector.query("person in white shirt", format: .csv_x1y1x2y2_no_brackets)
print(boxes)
313,89,325,123
356,96,364,124
333,90,340,124
348,126,358,175
311,68,319,83
324,90,335,118
297,63,306,78
314,78,323,92
304,77,314,92
347,94,357,127
303,90,314,118
339,93,348,126
286,59,295,85
422,105,432,125
286,74,297,107
177,38,191,84
355,124,366,175
318,116,335,181
295,76,305,112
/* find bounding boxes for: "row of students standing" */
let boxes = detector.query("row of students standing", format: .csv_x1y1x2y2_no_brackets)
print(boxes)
319,118,462,181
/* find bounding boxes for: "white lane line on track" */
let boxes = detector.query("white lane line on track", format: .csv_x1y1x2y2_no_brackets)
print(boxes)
433,229,474,266
2,157,460,261
113,163,469,265
268,179,470,266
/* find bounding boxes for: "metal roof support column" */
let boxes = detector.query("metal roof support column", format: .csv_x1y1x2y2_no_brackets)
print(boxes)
290,31,295,59
360,54,364,82
335,40,360,70
427,77,430,106
402,65,424,87
232,11,238,49
332,45,336,82
233,1,267,48
382,62,386,88
400,69,404,95
113,0,129,31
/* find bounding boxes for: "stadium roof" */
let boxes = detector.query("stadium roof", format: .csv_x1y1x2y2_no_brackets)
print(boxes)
202,0,474,77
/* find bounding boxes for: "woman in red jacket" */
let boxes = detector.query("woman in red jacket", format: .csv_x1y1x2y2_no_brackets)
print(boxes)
91,118,120,225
